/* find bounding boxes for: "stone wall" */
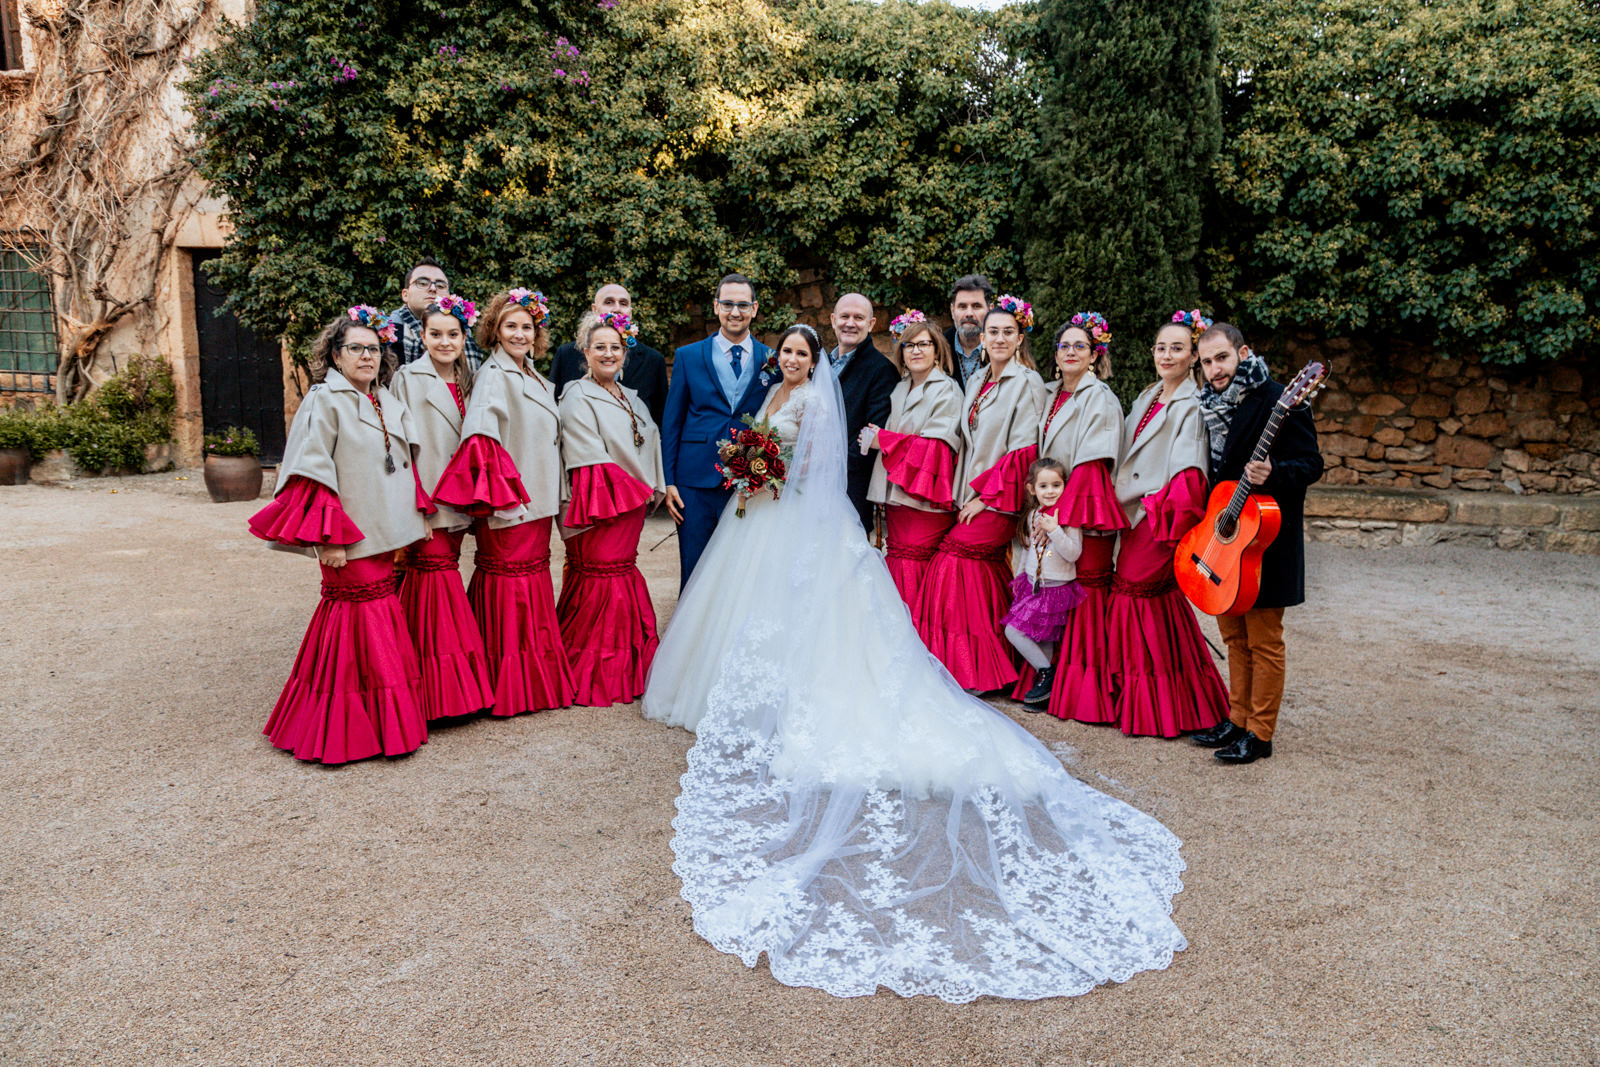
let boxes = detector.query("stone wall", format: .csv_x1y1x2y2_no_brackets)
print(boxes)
1269,336,1600,496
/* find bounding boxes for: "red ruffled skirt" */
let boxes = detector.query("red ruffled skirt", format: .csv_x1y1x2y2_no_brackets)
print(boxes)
399,528,495,720
1106,522,1228,737
263,554,429,764
557,505,658,706
884,505,956,611
468,518,576,715
914,509,1019,691
1044,533,1118,722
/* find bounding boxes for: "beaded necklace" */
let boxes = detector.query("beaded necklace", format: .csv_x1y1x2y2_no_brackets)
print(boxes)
1042,388,1074,436
593,377,645,449
967,378,999,433
1030,510,1052,594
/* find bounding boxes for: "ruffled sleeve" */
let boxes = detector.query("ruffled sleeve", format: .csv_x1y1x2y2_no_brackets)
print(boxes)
877,430,957,509
411,459,437,516
968,444,1038,513
247,475,364,547
431,434,530,517
1143,467,1210,543
565,463,655,526
1058,458,1130,532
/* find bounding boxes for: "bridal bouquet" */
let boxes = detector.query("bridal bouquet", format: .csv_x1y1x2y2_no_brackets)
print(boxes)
716,415,788,517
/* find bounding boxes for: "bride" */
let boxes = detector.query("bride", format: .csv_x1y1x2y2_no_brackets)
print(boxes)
643,323,1186,1002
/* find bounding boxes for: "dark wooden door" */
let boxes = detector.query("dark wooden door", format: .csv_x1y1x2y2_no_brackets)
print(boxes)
192,250,286,463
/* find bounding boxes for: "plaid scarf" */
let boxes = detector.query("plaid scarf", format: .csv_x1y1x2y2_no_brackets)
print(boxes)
1198,353,1270,470
389,305,484,372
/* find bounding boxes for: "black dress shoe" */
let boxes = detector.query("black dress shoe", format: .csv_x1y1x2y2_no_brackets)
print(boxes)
1021,666,1055,710
1215,730,1273,764
1191,720,1246,748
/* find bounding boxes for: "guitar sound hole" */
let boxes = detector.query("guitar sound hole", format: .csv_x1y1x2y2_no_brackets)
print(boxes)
1214,518,1238,545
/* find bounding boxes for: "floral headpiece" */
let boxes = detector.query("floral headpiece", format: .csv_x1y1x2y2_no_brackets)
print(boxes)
506,287,550,326
1171,308,1213,345
434,293,477,328
347,304,397,343
1067,311,1112,359
600,311,640,348
889,310,928,339
995,293,1034,333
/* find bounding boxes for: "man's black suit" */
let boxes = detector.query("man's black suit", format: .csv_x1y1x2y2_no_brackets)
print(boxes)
1211,378,1324,608
834,340,900,532
550,340,668,427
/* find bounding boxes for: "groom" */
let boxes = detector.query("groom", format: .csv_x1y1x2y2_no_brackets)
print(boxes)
662,273,773,588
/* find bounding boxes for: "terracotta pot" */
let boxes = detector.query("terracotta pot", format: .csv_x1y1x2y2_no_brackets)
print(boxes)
0,447,30,485
203,454,263,503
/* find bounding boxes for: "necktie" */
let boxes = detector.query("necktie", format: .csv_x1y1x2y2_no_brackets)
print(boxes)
730,344,744,376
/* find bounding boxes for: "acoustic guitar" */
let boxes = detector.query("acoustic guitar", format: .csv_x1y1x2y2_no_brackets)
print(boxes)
1175,361,1327,616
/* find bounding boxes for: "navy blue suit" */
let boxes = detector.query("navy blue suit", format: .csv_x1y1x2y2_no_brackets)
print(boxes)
662,333,773,587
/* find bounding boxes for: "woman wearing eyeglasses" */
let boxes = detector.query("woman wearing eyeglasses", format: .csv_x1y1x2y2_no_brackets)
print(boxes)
433,288,576,716
555,311,666,706
1026,313,1130,720
859,312,964,609
248,307,433,763
1105,312,1228,737
388,294,495,722
914,295,1047,692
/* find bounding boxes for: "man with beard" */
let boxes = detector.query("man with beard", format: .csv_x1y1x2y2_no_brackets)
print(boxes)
827,292,899,532
1187,323,1324,765
943,274,994,391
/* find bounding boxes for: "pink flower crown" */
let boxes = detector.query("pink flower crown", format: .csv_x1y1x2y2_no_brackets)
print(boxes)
435,293,477,328
996,294,1034,332
506,287,550,325
600,311,640,348
347,304,397,343
889,310,928,339
1068,311,1112,359
1171,308,1213,344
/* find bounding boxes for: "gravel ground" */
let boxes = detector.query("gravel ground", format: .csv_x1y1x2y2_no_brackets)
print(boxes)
1,473,1596,1066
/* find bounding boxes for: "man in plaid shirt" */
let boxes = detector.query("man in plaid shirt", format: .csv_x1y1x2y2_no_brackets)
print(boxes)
388,256,484,371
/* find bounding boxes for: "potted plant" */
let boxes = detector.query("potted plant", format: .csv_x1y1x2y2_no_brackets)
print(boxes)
0,407,37,485
202,425,264,502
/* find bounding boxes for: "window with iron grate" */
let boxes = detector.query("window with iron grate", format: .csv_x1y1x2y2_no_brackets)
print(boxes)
0,250,59,393
0,0,24,72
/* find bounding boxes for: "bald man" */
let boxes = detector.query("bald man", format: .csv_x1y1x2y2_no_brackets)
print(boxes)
828,292,900,532
551,283,668,425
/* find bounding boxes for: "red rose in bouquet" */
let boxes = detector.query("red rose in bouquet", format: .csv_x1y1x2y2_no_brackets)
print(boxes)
715,414,790,517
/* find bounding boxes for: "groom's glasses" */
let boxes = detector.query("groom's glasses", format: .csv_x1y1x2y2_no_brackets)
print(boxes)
717,300,754,312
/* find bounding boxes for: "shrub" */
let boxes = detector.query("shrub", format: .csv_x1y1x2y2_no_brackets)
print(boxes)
204,426,261,458
0,359,178,472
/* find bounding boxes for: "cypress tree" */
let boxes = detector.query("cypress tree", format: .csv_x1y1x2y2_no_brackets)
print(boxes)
1024,0,1221,367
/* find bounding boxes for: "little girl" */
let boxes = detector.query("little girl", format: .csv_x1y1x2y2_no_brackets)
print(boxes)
1003,458,1086,710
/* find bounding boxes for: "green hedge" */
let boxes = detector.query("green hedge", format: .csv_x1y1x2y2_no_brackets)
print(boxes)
0,356,176,471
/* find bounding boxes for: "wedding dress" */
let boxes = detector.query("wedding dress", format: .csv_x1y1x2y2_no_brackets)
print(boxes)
642,359,1186,1002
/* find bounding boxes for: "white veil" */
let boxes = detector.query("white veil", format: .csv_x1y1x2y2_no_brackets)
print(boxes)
662,354,1189,1002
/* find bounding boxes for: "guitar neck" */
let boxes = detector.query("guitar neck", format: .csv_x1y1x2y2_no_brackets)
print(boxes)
1222,403,1289,523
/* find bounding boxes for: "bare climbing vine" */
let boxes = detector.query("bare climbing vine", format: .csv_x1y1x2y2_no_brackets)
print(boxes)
0,0,210,402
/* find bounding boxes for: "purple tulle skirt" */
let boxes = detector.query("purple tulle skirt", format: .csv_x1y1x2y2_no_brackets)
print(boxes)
1001,574,1088,643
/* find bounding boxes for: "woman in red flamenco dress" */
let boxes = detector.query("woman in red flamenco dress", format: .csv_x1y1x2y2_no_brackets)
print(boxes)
387,294,495,721
1106,313,1229,737
860,313,964,611
247,308,433,764
914,295,1047,692
1025,313,1129,717
555,311,666,706
431,288,576,716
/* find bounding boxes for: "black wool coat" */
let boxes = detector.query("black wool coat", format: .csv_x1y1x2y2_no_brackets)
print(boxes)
1211,378,1325,609
551,340,668,428
836,340,901,532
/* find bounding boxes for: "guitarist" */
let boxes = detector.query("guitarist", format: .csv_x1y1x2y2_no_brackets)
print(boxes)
1189,324,1324,764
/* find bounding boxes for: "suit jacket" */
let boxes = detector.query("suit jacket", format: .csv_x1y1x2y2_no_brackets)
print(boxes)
834,340,900,519
662,334,773,490
1212,379,1325,609
551,340,668,428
